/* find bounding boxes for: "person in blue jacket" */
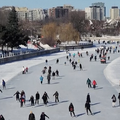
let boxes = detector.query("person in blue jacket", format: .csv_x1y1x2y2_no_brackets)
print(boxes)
2,80,6,89
40,75,44,84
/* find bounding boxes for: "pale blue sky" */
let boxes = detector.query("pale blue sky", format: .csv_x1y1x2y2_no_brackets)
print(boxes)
1,0,120,17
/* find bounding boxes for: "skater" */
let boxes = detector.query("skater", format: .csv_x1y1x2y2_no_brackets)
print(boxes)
85,101,92,115
86,93,91,103
94,55,97,61
55,70,59,76
52,71,55,79
48,66,52,75
56,59,59,64
111,94,116,107
2,80,6,89
47,74,51,84
53,91,59,103
45,59,48,64
28,111,35,120
79,63,82,70
35,91,40,104
19,96,24,107
21,90,26,104
86,78,92,88
92,80,97,89
22,66,25,74
0,89,2,93
42,92,49,105
118,93,120,105
40,112,49,120
66,56,68,60
13,91,20,101
69,103,75,117
40,75,44,84
108,56,110,60
0,115,5,120
29,95,34,106
26,67,28,72
73,64,76,70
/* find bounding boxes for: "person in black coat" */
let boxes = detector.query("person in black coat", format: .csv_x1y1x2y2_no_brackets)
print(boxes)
53,91,59,103
55,70,59,76
40,112,49,120
47,74,51,84
86,93,91,103
85,101,92,115
69,103,75,117
0,115,5,120
28,111,35,120
35,91,40,104
0,89,2,93
118,93,120,105
13,91,20,101
79,64,82,70
42,92,49,105
29,95,34,106
56,59,59,64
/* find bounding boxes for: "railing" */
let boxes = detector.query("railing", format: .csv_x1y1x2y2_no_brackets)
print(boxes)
0,48,60,64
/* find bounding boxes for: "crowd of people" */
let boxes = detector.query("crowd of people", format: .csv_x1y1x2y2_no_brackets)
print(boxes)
1,40,120,119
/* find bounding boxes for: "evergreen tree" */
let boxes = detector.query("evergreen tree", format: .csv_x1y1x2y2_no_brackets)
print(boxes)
2,6,28,51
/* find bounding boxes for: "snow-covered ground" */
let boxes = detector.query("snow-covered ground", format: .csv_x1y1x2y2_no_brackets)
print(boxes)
0,40,120,120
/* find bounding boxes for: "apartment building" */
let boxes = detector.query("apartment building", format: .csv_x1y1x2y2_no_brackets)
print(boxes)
49,6,69,18
85,2,106,21
15,7,28,21
110,6,119,19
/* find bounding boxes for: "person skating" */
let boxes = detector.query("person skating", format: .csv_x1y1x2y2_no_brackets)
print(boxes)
2,80,6,89
35,91,40,104
29,95,34,106
40,112,49,120
55,70,59,76
69,103,75,117
86,93,91,103
21,90,26,104
111,94,116,107
79,64,82,70
53,91,59,103
40,75,43,84
92,80,97,89
118,93,120,106
19,96,25,107
56,59,59,64
73,64,76,70
85,101,92,115
0,114,5,120
45,59,48,64
48,66,52,75
26,67,28,73
13,91,20,101
42,92,49,105
0,89,2,93
22,66,25,74
86,78,92,88
52,71,55,79
47,74,51,84
28,111,35,120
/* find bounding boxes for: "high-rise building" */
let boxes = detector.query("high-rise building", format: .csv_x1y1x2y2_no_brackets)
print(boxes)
110,6,119,19
49,6,69,18
15,7,28,21
85,2,106,21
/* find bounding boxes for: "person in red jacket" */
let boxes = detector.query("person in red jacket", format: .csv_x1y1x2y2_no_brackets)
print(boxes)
92,80,97,89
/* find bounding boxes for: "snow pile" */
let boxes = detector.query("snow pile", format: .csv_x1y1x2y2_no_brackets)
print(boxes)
40,42,53,50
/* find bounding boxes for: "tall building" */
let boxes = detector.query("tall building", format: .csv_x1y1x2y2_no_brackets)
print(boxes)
49,6,69,18
27,9,45,21
63,4,74,12
110,6,119,19
15,7,28,21
85,2,106,21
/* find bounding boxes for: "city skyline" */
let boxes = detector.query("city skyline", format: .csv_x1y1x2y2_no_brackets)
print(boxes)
0,0,120,17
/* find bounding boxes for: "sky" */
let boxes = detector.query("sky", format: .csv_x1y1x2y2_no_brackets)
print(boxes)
0,0,120,17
